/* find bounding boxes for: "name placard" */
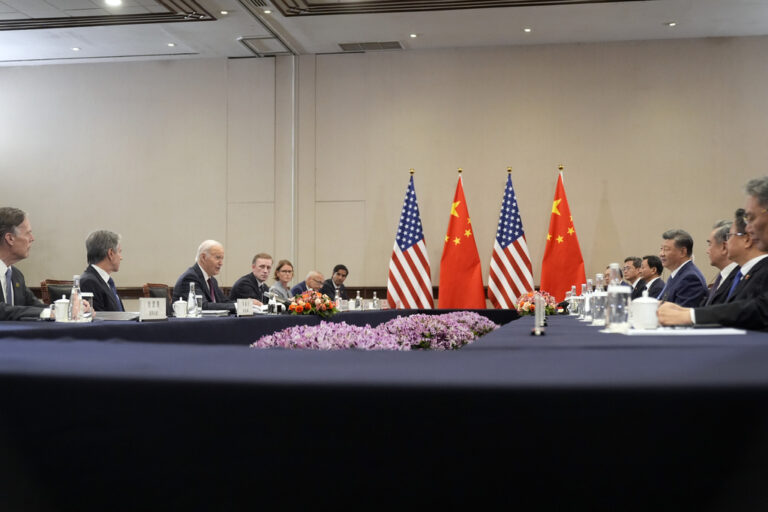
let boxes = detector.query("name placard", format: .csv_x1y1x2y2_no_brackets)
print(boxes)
236,298,254,317
139,297,167,322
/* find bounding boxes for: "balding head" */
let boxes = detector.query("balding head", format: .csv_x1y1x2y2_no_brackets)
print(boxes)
305,271,324,291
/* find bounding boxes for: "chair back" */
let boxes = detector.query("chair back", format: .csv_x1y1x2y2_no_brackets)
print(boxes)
143,283,172,316
40,279,73,305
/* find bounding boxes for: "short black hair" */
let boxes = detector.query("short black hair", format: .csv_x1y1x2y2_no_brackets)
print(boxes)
734,208,747,234
642,255,663,276
662,229,694,257
332,264,348,275
623,257,641,269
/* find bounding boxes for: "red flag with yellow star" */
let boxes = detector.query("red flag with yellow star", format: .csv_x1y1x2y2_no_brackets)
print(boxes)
540,172,586,302
438,175,486,308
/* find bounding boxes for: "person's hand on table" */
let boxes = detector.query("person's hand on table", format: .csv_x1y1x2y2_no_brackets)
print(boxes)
658,302,692,326
252,299,263,307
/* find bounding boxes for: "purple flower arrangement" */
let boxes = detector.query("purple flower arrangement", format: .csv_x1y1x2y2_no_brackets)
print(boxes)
250,311,499,351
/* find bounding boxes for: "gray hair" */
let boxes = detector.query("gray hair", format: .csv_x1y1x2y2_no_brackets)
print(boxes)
711,219,732,245
0,207,26,244
86,230,121,264
746,177,768,208
196,240,222,261
662,229,694,257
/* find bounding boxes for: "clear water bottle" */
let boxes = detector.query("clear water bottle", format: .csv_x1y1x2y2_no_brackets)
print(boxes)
582,279,594,322
606,262,631,332
68,274,82,322
372,291,380,310
591,273,607,326
354,290,362,310
187,282,197,317
334,290,342,310
567,285,578,315
577,283,587,320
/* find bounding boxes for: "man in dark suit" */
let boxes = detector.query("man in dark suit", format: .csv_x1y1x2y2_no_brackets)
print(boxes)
701,219,739,306
320,264,349,300
633,255,665,300
622,257,643,297
79,230,125,312
720,209,768,303
660,177,768,329
656,229,708,307
229,252,272,305
291,271,324,296
173,240,236,313
0,207,47,320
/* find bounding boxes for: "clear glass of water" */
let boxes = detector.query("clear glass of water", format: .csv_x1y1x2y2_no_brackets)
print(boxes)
606,285,631,332
80,292,94,320
195,294,203,317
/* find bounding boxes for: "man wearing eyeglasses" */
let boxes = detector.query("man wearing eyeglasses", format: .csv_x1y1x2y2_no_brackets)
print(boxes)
622,257,642,299
719,209,768,302
656,229,708,307
701,219,738,306
660,176,768,329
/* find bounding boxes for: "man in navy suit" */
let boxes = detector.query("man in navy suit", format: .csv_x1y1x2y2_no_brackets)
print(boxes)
634,255,665,300
0,207,47,320
79,230,125,312
656,229,708,307
660,177,768,329
290,271,324,297
173,240,236,313
701,219,738,306
229,252,272,305
720,209,768,303
320,264,349,300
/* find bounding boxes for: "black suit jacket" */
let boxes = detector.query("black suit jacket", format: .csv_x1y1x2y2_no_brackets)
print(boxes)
701,266,740,307
320,279,347,300
173,264,235,313
727,257,768,303
229,273,269,303
632,277,665,301
79,265,124,312
0,266,45,320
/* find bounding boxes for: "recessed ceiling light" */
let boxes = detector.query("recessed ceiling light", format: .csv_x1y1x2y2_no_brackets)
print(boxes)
220,10,228,15
263,9,272,14
523,27,532,33
71,47,80,51
105,0,122,6
665,21,677,27
410,33,418,38
167,43,176,47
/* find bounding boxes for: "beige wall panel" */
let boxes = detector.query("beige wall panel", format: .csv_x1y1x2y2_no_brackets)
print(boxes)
311,38,768,287
225,202,275,287
227,58,276,204
0,58,231,287
315,201,366,290
294,55,318,277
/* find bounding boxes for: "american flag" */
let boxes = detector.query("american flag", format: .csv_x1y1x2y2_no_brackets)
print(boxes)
488,173,534,308
387,175,434,309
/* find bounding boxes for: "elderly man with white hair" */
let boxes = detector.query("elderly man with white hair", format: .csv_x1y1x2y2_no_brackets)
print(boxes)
173,240,236,313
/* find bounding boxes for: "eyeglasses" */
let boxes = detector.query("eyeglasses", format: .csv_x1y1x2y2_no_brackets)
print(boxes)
745,208,768,223
278,269,293,274
724,232,747,241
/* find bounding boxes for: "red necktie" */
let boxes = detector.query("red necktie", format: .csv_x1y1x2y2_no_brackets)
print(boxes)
208,278,216,303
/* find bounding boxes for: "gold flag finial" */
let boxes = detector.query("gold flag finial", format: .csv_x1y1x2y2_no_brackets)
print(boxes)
558,164,564,171
457,167,463,174
506,167,512,174
409,168,415,175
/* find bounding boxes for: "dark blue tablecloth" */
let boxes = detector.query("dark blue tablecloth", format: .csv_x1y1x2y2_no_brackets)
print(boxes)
2,314,768,510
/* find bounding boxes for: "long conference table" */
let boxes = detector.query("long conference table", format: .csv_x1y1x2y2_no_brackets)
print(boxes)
1,310,768,510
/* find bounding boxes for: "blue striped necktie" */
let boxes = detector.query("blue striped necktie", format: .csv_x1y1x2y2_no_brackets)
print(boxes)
5,267,13,305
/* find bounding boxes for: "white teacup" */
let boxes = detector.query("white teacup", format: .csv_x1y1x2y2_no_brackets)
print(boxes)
173,299,188,318
630,295,660,330
54,296,70,322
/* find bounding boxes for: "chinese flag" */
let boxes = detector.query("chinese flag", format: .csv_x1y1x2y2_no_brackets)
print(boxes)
540,172,586,302
439,175,486,308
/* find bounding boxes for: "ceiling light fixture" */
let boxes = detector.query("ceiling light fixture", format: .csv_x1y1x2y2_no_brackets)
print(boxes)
264,9,272,14
220,10,228,15
410,34,417,38
168,43,176,47
665,21,677,27
71,47,81,51
105,0,122,6
523,27,532,33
